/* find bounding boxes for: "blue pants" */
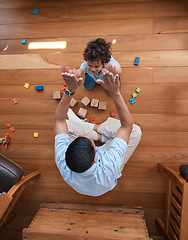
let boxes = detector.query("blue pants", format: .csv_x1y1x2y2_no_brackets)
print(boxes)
84,73,121,90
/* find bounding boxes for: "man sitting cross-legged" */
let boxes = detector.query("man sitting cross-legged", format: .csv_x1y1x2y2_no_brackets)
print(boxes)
54,71,142,196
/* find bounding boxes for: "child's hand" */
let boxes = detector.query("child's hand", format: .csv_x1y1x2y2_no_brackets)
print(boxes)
69,68,77,75
60,64,70,73
104,64,117,74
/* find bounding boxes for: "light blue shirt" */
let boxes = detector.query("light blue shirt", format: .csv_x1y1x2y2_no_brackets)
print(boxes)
80,56,121,83
55,133,127,196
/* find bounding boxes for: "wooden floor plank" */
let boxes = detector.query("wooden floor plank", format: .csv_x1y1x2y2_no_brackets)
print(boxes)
1,50,188,70
153,67,188,83
154,17,188,34
1,114,188,132
0,18,153,40
1,33,187,55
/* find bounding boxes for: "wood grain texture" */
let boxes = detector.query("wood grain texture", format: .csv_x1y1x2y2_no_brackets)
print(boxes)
0,1,188,240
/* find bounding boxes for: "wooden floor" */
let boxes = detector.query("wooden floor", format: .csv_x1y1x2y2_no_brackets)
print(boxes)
0,0,188,239
23,203,151,240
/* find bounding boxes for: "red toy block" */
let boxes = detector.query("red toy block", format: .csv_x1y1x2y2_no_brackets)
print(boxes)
13,98,18,104
6,124,10,128
111,112,116,117
63,82,67,87
90,117,95,122
9,127,15,132
91,121,99,124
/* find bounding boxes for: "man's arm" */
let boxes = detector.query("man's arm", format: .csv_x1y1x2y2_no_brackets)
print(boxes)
54,73,82,136
97,72,133,143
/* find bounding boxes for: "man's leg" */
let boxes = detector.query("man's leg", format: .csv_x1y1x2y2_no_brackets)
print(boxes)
84,73,97,90
96,117,142,171
66,119,99,142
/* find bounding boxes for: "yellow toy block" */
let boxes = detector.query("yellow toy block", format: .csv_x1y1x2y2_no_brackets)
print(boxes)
24,83,30,89
34,132,39,138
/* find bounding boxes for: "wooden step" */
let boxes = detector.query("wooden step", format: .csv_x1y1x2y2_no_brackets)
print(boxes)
23,203,152,240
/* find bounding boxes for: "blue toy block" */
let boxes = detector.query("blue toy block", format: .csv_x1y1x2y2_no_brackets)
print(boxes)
134,57,140,66
129,97,136,104
130,100,136,104
35,86,43,91
21,39,26,44
32,7,39,14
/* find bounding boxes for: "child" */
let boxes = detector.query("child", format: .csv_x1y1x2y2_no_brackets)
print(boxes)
62,38,122,90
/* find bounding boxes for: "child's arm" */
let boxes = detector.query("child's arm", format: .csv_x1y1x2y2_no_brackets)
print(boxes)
105,64,122,75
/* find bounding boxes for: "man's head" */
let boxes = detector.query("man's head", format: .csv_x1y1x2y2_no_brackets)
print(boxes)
83,38,111,73
65,137,96,173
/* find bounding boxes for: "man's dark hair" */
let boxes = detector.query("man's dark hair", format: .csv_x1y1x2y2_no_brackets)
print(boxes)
65,137,96,173
83,38,112,64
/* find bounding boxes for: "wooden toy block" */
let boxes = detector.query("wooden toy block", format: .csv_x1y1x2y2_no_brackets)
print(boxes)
132,93,137,98
22,39,26,44
136,87,141,93
90,99,99,108
53,91,62,100
69,98,78,107
24,83,30,88
34,132,39,138
134,57,140,66
35,86,43,91
111,112,115,117
81,96,91,106
98,102,107,110
77,108,87,119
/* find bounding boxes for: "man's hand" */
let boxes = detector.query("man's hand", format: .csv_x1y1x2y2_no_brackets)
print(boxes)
96,71,120,96
62,72,82,92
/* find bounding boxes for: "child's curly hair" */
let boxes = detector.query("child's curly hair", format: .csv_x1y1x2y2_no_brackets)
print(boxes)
83,38,112,64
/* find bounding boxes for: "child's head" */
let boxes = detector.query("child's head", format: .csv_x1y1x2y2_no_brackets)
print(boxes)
83,38,111,74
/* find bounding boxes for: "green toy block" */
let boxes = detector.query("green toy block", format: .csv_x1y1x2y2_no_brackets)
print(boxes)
132,93,137,98
136,88,141,93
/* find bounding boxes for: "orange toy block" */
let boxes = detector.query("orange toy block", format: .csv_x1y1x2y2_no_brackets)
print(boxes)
60,86,66,91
